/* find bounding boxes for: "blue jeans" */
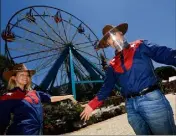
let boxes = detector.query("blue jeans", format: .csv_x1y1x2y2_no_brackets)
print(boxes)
125,89,176,135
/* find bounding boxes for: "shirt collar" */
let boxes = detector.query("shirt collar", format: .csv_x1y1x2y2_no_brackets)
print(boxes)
10,87,26,93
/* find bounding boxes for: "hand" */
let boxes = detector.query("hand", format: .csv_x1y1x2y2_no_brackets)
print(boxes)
65,95,74,98
68,96,77,104
63,95,77,104
80,104,93,122
80,103,87,107
63,95,74,100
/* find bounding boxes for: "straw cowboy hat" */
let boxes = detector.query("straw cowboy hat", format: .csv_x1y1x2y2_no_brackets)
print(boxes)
96,23,128,50
3,64,36,81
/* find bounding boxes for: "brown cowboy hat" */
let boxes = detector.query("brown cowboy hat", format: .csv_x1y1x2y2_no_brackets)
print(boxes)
3,64,36,81
96,23,128,50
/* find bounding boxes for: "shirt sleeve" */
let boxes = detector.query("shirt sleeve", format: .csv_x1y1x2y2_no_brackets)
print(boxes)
88,66,116,110
37,91,51,103
0,99,12,134
141,40,176,66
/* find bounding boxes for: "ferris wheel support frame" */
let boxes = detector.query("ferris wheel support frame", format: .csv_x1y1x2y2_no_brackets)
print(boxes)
39,44,105,99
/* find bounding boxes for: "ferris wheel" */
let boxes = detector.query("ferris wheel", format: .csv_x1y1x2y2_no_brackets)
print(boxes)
1,6,108,99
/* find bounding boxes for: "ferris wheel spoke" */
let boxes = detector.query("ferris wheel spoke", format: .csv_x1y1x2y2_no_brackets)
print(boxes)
54,18,86,44
10,36,56,57
14,29,38,51
18,33,65,51
33,18,64,49
45,8,67,43
55,74,59,87
17,52,57,70
59,18,80,43
17,12,64,48
56,23,66,43
73,40,96,46
74,49,101,66
33,21,62,47
35,52,51,72
64,74,67,85
34,54,58,71
36,58,57,79
10,41,37,53
71,33,85,45
53,64,67,85
74,66,82,81
61,75,69,86
73,41,95,46
32,20,66,49
8,44,36,53
70,26,91,45
73,55,90,79
70,29,78,43
34,62,57,79
64,58,70,78
32,7,66,44
74,62,89,80
74,53,100,66
75,44,93,49
15,35,53,49
19,53,58,64
59,63,65,86
56,23,65,43
75,49,99,60
35,60,55,74
74,61,86,76
44,8,65,44
60,73,66,85
36,52,66,73
34,68,50,77
59,12,68,43
22,54,57,66
65,15,73,42
7,48,28,53
12,47,60,59
9,23,64,46
34,57,57,77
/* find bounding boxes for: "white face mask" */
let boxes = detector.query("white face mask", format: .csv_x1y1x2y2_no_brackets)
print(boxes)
106,28,129,52
108,30,129,52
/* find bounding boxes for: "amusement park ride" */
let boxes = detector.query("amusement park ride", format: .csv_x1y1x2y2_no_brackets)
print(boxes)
1,6,119,100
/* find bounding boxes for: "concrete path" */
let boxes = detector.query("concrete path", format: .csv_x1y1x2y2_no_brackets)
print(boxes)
67,94,176,135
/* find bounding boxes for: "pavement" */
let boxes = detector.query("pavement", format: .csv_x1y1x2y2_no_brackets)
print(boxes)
66,94,176,135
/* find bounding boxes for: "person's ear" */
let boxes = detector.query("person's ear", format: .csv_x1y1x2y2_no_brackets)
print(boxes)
11,76,16,81
119,31,123,36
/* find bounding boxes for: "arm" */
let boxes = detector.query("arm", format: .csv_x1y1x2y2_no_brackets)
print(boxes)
0,100,12,134
50,95,77,104
88,66,116,110
80,66,116,121
37,91,51,103
141,40,176,66
37,91,77,104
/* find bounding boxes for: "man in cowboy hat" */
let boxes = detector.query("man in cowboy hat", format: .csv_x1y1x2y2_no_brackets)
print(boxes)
80,23,176,135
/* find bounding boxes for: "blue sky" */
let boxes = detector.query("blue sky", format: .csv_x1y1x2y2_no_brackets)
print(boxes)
1,0,175,69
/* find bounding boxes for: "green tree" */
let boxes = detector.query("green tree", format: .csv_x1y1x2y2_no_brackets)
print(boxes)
0,54,15,95
155,66,176,80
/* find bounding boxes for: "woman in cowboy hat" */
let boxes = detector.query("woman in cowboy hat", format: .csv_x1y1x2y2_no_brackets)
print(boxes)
0,64,77,135
80,23,176,135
